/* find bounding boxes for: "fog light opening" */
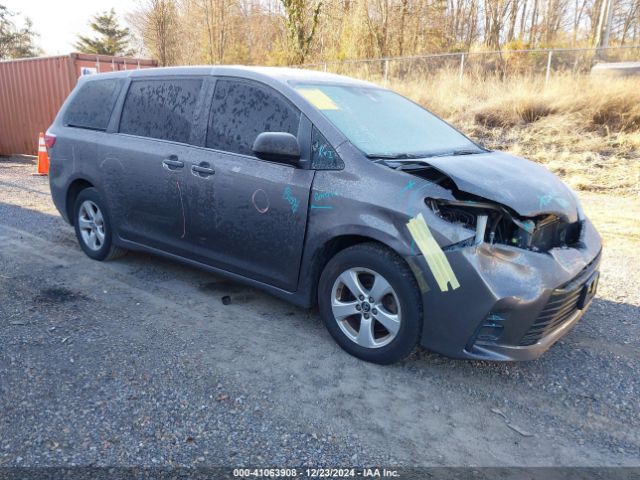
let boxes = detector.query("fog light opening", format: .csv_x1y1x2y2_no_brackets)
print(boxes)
476,313,506,342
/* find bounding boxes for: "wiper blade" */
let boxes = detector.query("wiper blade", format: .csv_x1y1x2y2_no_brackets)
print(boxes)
371,159,434,171
366,153,425,161
431,149,484,158
368,149,484,162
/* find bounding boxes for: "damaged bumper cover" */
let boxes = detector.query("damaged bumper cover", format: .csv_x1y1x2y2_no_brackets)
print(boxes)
413,217,602,361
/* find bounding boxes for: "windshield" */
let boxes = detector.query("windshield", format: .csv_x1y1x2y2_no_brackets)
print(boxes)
294,84,483,159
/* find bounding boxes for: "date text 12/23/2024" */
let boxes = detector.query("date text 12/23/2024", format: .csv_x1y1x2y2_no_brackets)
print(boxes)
233,468,400,478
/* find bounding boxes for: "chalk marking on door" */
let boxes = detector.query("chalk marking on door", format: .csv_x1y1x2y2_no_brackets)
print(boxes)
176,180,186,239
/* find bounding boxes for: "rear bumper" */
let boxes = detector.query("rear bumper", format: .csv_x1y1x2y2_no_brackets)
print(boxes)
413,218,602,361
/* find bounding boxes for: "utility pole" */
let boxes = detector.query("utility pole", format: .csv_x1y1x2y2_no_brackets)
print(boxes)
594,0,608,47
602,0,615,48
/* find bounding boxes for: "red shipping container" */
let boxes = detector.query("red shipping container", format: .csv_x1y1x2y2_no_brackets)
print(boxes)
0,53,157,156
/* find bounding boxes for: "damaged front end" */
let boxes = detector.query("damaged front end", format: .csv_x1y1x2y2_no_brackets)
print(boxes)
427,198,583,253
390,152,602,360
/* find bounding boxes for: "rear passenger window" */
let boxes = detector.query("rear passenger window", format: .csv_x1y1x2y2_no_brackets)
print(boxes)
64,79,121,131
119,78,202,144
206,79,300,156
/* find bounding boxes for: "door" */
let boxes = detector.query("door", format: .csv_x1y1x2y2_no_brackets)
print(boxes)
102,77,204,256
185,78,314,291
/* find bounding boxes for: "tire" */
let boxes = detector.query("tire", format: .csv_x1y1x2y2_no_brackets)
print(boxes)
318,242,423,364
73,187,126,261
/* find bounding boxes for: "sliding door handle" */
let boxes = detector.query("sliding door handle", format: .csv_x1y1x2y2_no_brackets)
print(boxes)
162,157,184,170
191,165,215,177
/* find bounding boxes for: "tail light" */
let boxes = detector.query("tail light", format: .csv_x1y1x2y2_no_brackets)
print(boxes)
44,131,56,149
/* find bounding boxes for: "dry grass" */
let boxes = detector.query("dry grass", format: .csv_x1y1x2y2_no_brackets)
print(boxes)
580,192,640,250
391,73,640,195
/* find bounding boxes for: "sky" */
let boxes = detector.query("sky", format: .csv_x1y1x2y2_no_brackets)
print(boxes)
3,0,137,55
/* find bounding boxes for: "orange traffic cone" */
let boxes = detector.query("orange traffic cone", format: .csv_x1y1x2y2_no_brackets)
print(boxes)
32,132,49,176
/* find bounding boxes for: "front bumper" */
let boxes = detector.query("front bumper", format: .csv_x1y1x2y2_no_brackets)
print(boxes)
413,218,602,361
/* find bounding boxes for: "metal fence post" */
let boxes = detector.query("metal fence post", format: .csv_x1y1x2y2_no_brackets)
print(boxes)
384,59,389,84
459,53,465,85
545,50,553,87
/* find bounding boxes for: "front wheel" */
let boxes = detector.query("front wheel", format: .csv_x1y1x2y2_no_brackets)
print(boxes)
318,243,423,364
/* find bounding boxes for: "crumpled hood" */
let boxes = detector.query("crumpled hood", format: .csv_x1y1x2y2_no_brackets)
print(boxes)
425,151,578,222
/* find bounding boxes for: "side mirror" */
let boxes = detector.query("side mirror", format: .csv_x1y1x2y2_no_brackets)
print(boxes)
252,132,300,165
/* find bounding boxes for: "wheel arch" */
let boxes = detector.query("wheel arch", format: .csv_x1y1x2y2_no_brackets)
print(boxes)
65,178,94,226
300,228,413,308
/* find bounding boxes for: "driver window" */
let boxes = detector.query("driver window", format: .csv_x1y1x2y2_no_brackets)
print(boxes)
206,79,301,156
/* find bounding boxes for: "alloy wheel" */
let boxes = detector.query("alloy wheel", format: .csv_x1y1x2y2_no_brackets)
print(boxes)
78,200,106,251
331,267,402,348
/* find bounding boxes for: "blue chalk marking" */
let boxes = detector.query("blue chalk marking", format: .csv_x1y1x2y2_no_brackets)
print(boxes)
318,144,337,160
283,186,300,214
539,194,570,210
313,191,339,202
538,194,553,208
404,182,431,216
310,204,333,209
401,179,417,193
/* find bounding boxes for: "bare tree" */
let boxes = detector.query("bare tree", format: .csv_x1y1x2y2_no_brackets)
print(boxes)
126,0,640,67
620,0,640,43
201,0,232,63
129,0,181,66
572,0,590,44
281,0,322,64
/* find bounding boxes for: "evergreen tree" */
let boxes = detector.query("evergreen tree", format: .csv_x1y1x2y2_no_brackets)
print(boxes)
74,9,134,56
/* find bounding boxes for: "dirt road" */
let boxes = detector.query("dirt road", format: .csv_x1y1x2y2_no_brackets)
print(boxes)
1,156,638,467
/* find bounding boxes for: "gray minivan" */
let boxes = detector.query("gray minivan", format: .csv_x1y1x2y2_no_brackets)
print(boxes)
47,66,601,364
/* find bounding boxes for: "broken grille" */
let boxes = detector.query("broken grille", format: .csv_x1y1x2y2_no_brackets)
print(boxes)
519,252,601,346
519,287,583,346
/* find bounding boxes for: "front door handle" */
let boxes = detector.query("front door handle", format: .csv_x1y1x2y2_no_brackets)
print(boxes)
191,164,215,177
163,157,184,170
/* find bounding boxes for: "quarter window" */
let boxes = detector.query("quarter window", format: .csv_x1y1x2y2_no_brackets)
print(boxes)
119,78,203,144
206,79,300,156
311,126,343,170
64,79,121,131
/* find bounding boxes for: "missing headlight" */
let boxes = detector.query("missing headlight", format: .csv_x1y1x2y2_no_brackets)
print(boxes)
427,198,581,252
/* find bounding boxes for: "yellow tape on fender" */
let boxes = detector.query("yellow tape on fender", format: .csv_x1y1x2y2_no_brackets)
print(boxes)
407,213,460,292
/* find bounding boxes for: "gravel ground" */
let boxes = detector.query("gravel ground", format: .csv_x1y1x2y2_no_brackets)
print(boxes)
0,155,638,468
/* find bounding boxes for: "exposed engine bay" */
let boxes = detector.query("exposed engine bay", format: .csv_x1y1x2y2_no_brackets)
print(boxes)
388,160,582,252
427,198,582,252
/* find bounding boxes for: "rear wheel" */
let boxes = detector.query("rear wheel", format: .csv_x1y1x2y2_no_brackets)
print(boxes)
318,243,422,364
73,188,126,261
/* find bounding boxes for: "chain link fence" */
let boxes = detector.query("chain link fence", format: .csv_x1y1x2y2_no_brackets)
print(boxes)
301,46,640,84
